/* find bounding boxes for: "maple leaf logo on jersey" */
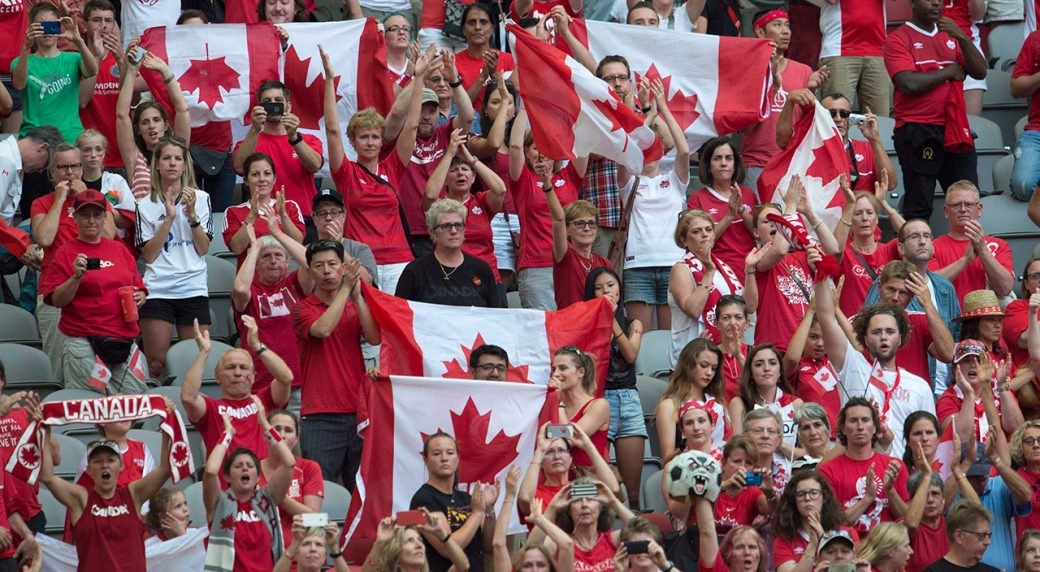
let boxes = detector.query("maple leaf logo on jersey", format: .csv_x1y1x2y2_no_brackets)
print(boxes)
283,45,342,131
220,514,237,531
421,398,521,484
636,63,700,131
17,443,40,470
171,442,191,468
440,333,530,382
178,44,241,110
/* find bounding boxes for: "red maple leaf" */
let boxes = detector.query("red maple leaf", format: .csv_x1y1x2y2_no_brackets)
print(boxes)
441,333,530,383
637,63,700,131
805,129,849,211
171,442,190,467
283,45,342,131
219,514,237,531
591,98,625,133
421,398,521,484
18,444,40,469
178,43,241,110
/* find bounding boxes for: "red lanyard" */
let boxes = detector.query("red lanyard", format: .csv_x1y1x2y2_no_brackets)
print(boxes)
868,362,900,424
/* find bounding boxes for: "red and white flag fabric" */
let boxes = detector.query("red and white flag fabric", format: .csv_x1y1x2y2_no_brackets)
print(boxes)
804,362,838,396
341,376,557,549
140,23,281,126
128,343,146,382
934,422,958,481
362,283,613,391
508,24,658,174
279,20,394,172
87,356,111,393
564,19,774,151
758,101,850,230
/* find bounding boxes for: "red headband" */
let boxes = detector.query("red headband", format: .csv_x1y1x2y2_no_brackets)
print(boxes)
679,399,718,426
754,9,788,30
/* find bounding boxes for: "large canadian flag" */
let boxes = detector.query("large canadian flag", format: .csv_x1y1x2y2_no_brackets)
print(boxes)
140,23,281,126
565,19,774,151
758,101,850,231
508,24,658,174
279,20,394,174
362,283,614,391
341,376,557,549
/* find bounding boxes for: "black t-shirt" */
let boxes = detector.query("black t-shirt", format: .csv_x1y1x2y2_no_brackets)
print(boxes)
409,483,484,572
84,176,103,191
703,0,742,37
395,253,501,308
605,312,637,390
924,558,1000,572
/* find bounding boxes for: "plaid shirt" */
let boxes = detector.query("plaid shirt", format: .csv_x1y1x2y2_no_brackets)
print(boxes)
581,157,621,229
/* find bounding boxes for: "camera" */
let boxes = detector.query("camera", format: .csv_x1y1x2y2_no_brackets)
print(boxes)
546,424,573,439
261,102,285,119
85,258,101,270
744,471,763,486
849,113,867,126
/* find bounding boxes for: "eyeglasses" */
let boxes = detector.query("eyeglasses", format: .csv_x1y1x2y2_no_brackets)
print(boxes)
1026,272,1040,282
795,489,822,501
313,209,343,219
601,74,630,83
385,25,411,34
945,201,980,211
902,232,933,242
435,222,465,232
56,163,82,171
959,530,992,540
828,109,851,119
475,363,507,374
568,220,596,229
1023,436,1040,447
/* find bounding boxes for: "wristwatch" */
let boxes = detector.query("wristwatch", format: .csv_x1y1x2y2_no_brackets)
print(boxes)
542,183,553,193
188,218,201,228
448,77,463,88
288,135,303,145
255,344,268,356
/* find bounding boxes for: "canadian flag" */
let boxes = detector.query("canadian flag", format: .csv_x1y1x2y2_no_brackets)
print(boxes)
362,283,613,391
87,356,111,392
564,19,774,151
128,344,146,381
933,423,959,481
140,23,281,126
758,101,849,231
805,362,838,395
340,376,557,550
279,20,394,175
508,23,658,174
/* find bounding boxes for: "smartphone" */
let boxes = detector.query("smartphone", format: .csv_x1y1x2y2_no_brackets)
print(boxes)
546,424,573,439
85,258,101,270
827,564,856,572
396,510,427,526
40,21,61,35
569,484,598,500
261,102,285,118
300,513,328,528
848,113,867,126
624,540,649,555
744,471,763,486
127,46,147,65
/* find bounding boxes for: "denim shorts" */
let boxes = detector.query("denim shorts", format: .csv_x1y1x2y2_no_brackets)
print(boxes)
605,388,648,440
0,75,21,111
623,266,671,305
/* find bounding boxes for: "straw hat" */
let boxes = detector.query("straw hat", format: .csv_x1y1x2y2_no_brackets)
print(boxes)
954,290,1005,321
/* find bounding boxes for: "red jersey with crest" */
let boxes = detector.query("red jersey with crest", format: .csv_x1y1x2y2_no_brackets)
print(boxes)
793,357,840,440
72,486,146,571
193,387,283,463
839,240,898,317
819,0,887,57
818,452,909,536
743,62,813,169
79,53,123,168
233,133,323,216
237,271,306,392
754,251,811,352
885,23,966,127
0,408,42,522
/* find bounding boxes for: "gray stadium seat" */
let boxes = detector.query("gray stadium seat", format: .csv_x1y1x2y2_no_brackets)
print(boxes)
981,69,1028,149
506,291,521,309
0,305,41,347
987,22,1025,73
205,255,237,296
39,485,67,534
139,386,192,431
993,154,1014,196
0,343,55,388
637,375,668,419
969,115,1012,195
52,432,87,479
164,338,235,383
323,480,352,524
183,481,208,527
641,469,668,515
207,212,230,257
634,330,672,379
979,192,1040,293
127,428,164,462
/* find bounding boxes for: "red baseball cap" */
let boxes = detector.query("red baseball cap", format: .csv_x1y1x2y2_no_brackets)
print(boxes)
73,189,107,213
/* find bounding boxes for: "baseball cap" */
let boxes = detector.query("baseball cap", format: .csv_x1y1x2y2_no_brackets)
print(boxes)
312,188,344,210
87,440,122,459
74,189,107,213
953,339,986,364
421,88,439,106
817,530,855,557
965,441,991,478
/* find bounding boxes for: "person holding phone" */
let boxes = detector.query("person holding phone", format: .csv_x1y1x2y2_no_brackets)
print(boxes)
613,517,676,572
365,509,470,572
693,487,768,572
275,515,346,572
533,477,634,572
774,472,856,572
493,465,574,572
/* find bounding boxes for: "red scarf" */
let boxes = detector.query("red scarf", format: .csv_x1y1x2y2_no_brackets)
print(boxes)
5,395,194,484
867,361,900,426
682,250,743,335
944,81,974,153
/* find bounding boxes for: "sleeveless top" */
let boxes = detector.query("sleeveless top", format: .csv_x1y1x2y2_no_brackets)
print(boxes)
570,399,609,467
668,251,743,368
573,531,617,572
72,485,146,572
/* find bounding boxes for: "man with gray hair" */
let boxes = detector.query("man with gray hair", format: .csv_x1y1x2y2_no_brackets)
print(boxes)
743,408,791,495
0,125,61,225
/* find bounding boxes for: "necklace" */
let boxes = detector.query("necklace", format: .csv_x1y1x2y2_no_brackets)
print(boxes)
439,261,460,281
577,253,592,273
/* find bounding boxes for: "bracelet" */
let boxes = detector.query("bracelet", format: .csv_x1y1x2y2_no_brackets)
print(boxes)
188,218,201,228
265,427,282,444
641,105,652,114
220,431,232,449
745,267,756,275
812,219,824,230
255,343,268,356
841,219,852,226
163,74,174,84
441,532,451,543
329,551,343,559
448,77,463,88
542,183,553,193
288,135,303,146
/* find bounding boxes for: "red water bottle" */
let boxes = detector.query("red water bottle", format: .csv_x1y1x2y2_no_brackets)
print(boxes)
118,286,138,323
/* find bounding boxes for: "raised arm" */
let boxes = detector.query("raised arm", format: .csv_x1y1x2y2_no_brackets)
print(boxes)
517,423,550,515
232,226,261,312
40,427,89,521
320,45,346,175
546,172,568,264
131,412,173,509
693,495,720,568
651,78,689,183
903,442,933,532
395,49,440,165
526,498,574,572
242,315,293,407
179,319,211,424
464,144,504,213
493,466,521,572
775,90,814,149
509,108,529,182
553,8,596,73
140,53,191,142
256,396,295,503
572,424,623,499
468,76,513,159
203,413,234,522
442,51,475,133
784,305,816,382
424,129,465,210
811,251,849,372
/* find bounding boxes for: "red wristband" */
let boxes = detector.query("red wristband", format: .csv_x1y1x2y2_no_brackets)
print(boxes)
220,432,232,449
265,427,282,444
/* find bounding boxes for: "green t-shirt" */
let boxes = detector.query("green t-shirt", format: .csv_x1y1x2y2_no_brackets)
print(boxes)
12,51,84,141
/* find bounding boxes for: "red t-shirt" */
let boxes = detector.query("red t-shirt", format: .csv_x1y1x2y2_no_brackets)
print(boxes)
754,251,812,352
573,531,616,572
686,187,757,275
510,0,580,19
232,498,275,572
819,0,887,58
1014,32,1040,133
455,49,515,110
743,61,813,169
553,245,612,310
293,293,367,415
237,271,306,392
420,0,477,28
31,191,94,274
0,409,41,523
908,517,948,572
332,153,414,265
701,553,730,572
399,122,454,236
233,132,323,216
1003,299,1032,368
0,1,26,73
222,199,306,268
1017,469,1040,544
39,237,144,339
885,23,966,128
80,53,123,168
713,486,763,537
848,139,879,191
929,234,1014,300
838,239,899,317
721,346,747,402
278,458,324,545
460,192,500,281
818,453,909,535
513,165,582,270
569,399,609,468
890,312,933,384
0,473,16,560
72,486,146,571
192,388,283,463
942,0,979,40
192,120,233,152
792,357,841,440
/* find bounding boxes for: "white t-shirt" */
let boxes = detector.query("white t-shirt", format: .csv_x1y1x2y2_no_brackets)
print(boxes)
837,340,935,459
135,190,212,299
609,0,696,31
620,170,687,269
95,171,136,240
121,0,181,47
0,136,22,225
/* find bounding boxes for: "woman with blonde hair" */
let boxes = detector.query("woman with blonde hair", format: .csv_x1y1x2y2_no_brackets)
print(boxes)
364,509,469,572
1012,420,1040,539
655,338,728,461
856,522,913,572
833,184,904,317
276,515,348,572
135,135,212,379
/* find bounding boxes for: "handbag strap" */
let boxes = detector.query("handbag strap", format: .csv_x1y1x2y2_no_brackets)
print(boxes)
617,176,640,234
357,162,414,246
849,248,878,281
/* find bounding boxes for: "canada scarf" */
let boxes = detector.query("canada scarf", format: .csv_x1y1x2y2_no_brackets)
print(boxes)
204,488,284,572
4,395,194,484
